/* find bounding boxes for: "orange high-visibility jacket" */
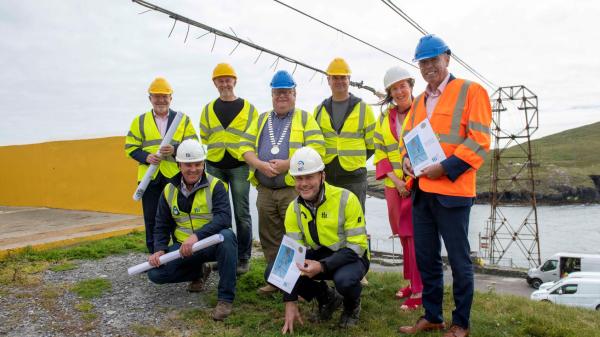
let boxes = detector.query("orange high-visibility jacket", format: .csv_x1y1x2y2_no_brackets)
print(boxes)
401,78,492,197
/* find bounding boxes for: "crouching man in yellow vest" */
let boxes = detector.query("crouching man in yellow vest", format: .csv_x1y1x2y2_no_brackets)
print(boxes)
147,139,237,321
267,147,369,334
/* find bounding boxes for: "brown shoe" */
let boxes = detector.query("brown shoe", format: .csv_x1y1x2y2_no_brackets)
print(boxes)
212,301,233,321
443,325,470,337
399,317,446,334
257,284,279,295
187,263,211,292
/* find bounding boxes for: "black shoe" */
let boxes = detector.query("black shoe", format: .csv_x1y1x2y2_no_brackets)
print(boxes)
310,287,343,322
236,260,250,275
339,299,361,328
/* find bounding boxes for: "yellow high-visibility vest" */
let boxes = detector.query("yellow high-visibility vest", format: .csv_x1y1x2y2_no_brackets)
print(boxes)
285,182,369,258
163,174,226,243
313,101,375,171
239,109,325,186
125,111,198,181
199,99,258,161
374,106,405,188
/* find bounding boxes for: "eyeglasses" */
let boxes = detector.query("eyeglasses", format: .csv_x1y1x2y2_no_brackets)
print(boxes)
272,89,294,97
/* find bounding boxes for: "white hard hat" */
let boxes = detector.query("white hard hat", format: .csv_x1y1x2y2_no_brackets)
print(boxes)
383,66,414,90
176,139,207,163
289,147,325,177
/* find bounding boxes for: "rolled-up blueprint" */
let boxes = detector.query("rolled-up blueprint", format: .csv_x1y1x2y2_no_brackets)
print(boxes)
133,111,184,201
127,233,224,276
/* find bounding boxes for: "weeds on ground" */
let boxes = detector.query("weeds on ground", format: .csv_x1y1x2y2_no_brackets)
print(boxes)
71,278,111,299
49,261,78,272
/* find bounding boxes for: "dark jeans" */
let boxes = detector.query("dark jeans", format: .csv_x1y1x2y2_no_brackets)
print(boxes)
147,228,238,302
412,188,474,329
265,248,368,308
141,172,169,253
206,163,252,261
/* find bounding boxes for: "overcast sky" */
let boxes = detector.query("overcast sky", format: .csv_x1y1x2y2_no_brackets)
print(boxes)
1,0,598,145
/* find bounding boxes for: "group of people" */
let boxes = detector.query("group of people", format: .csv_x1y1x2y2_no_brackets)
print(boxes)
125,34,492,337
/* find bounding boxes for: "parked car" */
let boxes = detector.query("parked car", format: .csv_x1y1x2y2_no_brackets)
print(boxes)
526,253,600,289
538,271,600,290
530,278,600,311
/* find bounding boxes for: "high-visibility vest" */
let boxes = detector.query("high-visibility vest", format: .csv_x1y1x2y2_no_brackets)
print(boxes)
314,101,375,171
239,108,325,187
125,110,198,181
285,182,369,258
199,99,258,161
374,106,405,188
163,174,226,243
401,79,492,197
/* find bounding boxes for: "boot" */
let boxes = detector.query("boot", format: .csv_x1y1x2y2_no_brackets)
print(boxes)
339,298,361,328
310,286,343,322
236,259,250,275
187,262,211,292
212,301,233,321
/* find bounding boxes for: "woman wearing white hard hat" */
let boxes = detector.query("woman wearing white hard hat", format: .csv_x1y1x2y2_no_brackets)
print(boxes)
374,66,422,310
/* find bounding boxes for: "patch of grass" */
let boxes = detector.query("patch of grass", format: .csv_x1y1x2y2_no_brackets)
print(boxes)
75,300,94,312
49,261,78,272
71,278,111,299
131,324,168,337
0,261,48,286
1,230,146,263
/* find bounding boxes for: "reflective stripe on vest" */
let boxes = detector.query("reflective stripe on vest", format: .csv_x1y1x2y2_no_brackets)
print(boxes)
291,189,365,253
202,100,256,160
164,175,220,243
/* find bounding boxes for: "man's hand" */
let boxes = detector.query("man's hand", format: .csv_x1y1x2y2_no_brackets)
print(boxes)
258,161,278,178
281,301,303,334
179,234,199,258
298,259,323,279
269,159,290,175
421,163,446,180
159,144,174,156
148,251,165,267
402,157,415,179
394,179,410,198
146,154,162,165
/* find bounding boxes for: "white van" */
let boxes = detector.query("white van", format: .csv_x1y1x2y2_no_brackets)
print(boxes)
530,278,600,311
526,253,600,289
538,271,600,290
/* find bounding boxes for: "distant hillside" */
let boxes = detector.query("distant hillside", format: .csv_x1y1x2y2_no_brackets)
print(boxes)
368,121,600,204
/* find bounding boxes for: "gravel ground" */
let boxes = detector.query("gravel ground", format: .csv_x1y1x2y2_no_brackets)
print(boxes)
0,253,220,337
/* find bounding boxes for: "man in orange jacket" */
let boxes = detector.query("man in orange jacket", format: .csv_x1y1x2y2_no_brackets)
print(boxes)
398,35,491,337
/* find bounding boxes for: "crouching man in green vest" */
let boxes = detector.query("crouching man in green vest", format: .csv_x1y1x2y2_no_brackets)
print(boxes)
147,139,237,321
267,147,369,333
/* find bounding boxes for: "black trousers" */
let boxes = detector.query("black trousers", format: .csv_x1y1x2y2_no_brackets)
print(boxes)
141,172,169,253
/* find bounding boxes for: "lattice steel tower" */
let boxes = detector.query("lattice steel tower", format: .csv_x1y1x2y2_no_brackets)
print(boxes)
481,86,541,268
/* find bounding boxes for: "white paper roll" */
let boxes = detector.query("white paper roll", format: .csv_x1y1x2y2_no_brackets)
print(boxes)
127,233,224,276
133,111,184,201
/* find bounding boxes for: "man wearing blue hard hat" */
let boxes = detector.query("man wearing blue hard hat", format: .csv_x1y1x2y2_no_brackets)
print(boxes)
399,34,492,337
239,70,325,294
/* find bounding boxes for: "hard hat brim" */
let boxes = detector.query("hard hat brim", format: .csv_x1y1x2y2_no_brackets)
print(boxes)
289,163,325,177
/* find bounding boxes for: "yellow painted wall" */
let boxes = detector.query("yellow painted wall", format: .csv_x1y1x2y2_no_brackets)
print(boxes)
0,137,142,215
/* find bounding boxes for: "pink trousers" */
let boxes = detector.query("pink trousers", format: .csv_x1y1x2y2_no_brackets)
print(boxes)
384,187,423,293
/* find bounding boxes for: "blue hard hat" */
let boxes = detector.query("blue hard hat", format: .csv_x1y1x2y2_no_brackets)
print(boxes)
413,34,451,62
270,70,296,89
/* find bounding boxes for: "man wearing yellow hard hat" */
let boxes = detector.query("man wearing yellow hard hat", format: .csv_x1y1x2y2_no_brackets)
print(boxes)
313,57,376,212
125,77,198,254
200,63,258,275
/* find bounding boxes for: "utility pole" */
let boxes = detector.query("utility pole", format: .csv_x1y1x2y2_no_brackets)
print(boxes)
481,85,541,268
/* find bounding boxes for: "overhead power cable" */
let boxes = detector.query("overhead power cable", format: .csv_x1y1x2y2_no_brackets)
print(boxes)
380,0,497,89
131,0,382,97
273,0,417,70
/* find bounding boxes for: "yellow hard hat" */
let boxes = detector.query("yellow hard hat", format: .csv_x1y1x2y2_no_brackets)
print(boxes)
148,77,173,95
212,63,237,80
326,57,351,76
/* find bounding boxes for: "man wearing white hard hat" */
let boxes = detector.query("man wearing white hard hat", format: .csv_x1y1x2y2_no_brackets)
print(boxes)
268,147,369,333
147,139,238,321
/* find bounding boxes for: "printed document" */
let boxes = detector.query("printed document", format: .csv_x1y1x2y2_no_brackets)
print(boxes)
268,235,306,294
403,119,446,176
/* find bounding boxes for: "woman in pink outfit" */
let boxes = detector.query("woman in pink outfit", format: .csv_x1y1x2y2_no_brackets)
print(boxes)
373,66,422,310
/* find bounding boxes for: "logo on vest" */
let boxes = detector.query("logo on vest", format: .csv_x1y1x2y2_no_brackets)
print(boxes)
172,206,180,215
321,212,328,219
194,207,200,213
